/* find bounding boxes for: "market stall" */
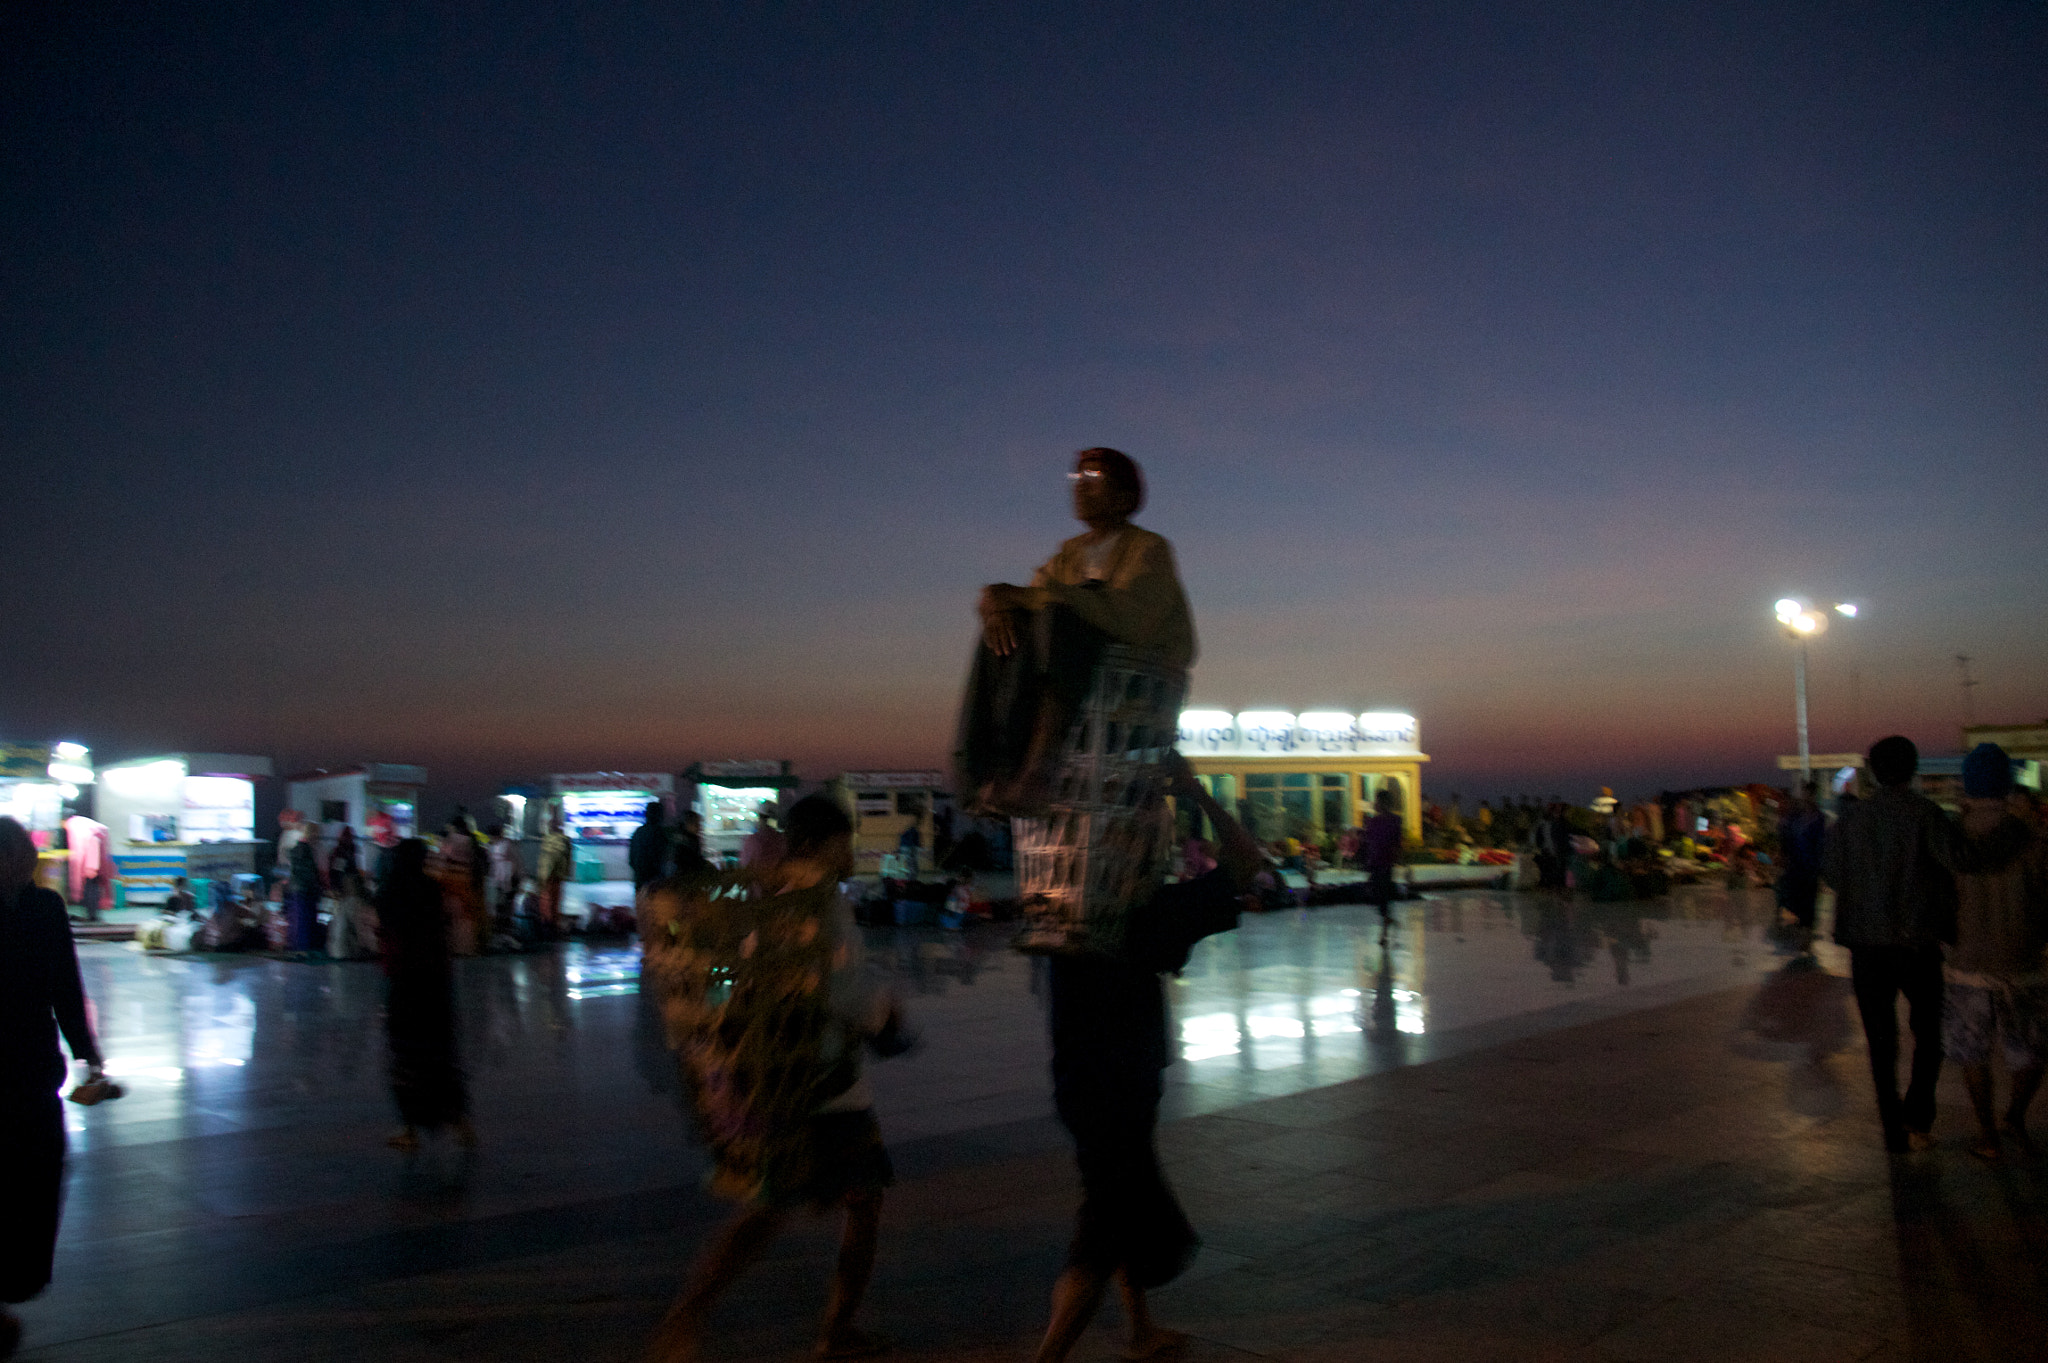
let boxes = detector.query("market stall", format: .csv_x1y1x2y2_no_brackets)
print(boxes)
831,770,948,875
549,771,675,882
686,760,800,865
95,753,272,906
285,763,427,864
1,741,95,900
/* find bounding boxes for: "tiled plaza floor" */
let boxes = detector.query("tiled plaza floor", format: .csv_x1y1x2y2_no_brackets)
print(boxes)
17,886,2045,1360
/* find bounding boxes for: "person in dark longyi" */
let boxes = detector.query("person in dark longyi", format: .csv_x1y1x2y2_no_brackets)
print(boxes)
1,816,109,1358
376,838,475,1153
1033,756,1265,1363
1775,780,1827,955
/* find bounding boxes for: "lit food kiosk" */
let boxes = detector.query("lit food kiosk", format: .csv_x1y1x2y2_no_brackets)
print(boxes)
832,770,947,875
95,753,272,905
546,772,676,882
1177,710,1426,846
686,760,800,864
285,763,427,861
2,741,95,895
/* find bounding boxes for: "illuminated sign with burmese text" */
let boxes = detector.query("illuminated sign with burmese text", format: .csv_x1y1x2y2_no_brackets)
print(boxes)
1176,710,1421,758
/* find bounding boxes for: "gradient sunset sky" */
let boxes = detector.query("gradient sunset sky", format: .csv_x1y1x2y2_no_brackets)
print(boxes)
7,1,2044,811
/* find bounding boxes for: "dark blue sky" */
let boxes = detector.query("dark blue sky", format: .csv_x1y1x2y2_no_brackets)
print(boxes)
6,1,2044,805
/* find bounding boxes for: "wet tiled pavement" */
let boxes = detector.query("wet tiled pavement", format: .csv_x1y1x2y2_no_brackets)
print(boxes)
18,886,2045,1360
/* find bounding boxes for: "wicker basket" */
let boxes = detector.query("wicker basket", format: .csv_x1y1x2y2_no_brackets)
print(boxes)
1011,645,1186,956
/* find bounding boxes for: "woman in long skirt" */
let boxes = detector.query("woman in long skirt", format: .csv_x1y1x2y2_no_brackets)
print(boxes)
376,839,474,1151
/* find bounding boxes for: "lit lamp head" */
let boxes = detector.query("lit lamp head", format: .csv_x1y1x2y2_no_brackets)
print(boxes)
1773,598,1826,637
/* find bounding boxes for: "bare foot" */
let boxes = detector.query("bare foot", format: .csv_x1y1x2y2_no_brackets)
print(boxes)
1968,1134,2002,1161
386,1128,420,1153
1123,1326,1189,1361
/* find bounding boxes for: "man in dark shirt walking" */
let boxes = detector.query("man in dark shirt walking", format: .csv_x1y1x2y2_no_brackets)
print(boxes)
1823,736,2031,1151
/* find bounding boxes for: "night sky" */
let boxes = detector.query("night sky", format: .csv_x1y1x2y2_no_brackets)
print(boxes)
7,1,2044,815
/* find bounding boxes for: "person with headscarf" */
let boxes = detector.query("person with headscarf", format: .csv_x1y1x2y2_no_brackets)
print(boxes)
536,811,574,938
433,814,484,955
286,825,324,952
956,447,1196,816
376,838,474,1152
1,817,108,1355
1943,744,2048,1159
327,825,362,895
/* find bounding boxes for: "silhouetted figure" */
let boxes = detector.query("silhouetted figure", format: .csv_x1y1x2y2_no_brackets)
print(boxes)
1,817,107,1355
629,802,670,890
1775,780,1827,955
669,810,713,881
1032,757,1263,1363
1362,786,1404,928
1823,735,2030,1152
1943,745,2046,1160
287,832,323,952
377,839,474,1153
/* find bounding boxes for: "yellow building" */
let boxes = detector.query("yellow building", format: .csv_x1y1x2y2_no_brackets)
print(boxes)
1178,709,1427,845
827,770,948,875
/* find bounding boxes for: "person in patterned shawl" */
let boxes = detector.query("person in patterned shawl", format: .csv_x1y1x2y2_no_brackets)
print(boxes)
643,795,906,1362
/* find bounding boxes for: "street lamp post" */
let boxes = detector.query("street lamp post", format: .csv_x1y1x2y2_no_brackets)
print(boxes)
1773,598,1858,783
1793,635,1811,779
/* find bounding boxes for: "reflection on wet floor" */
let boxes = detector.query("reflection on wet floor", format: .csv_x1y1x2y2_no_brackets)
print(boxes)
69,883,1801,1148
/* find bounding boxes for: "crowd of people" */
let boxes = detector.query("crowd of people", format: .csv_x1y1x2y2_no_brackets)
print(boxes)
3,447,2042,1362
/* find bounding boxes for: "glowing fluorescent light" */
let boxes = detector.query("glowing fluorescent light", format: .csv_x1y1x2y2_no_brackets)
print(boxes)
1297,711,1355,732
1774,598,1802,622
1834,602,1857,617
1177,709,1235,731
53,742,89,762
46,763,94,784
103,759,188,797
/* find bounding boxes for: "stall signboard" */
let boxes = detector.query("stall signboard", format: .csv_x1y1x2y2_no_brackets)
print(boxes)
113,851,189,899
560,789,660,844
186,843,260,881
843,771,945,789
692,759,798,787
552,772,676,795
1176,710,1421,758
1,743,52,779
